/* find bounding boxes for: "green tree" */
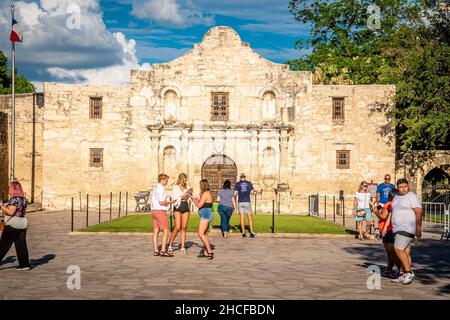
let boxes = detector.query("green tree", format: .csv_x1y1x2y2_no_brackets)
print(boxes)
0,50,35,94
288,0,450,152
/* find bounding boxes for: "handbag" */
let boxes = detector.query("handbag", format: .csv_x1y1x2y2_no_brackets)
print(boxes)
356,210,366,217
5,216,28,229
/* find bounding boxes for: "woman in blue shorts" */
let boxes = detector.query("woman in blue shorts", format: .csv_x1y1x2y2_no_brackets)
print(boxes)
353,181,374,240
192,179,214,260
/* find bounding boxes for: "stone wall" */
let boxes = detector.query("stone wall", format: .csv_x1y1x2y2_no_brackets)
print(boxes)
40,26,397,213
0,93,44,203
0,110,7,200
41,83,155,210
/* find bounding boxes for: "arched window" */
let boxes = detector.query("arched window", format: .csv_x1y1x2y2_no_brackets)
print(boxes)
262,91,276,120
164,90,178,119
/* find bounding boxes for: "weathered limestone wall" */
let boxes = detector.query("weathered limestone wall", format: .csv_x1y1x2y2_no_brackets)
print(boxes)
0,93,44,203
42,84,154,210
288,85,396,213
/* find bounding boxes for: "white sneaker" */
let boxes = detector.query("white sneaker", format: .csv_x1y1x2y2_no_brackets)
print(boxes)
401,272,415,285
391,273,405,283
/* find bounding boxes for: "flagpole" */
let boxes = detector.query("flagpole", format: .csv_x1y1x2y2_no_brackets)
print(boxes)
10,3,15,183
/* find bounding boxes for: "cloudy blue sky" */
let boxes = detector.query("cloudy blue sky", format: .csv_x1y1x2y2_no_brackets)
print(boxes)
0,0,311,89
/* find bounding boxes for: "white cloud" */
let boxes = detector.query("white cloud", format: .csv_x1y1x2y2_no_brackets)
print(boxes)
0,0,148,85
130,0,215,28
48,32,152,84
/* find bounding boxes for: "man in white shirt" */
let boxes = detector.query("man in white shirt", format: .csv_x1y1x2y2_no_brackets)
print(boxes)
151,173,176,257
391,178,422,285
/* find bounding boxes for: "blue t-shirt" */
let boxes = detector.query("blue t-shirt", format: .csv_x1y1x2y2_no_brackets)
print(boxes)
234,180,254,203
376,183,395,204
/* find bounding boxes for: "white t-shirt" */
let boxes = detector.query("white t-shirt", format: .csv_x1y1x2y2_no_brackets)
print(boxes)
355,192,371,209
172,184,191,208
151,183,169,211
391,192,422,234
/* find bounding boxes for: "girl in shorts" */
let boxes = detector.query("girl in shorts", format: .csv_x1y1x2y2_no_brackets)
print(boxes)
192,179,214,260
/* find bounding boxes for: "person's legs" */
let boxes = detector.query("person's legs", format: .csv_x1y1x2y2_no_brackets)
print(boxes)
357,221,363,239
198,219,212,254
161,228,169,253
225,206,233,233
384,243,395,270
14,229,30,268
0,226,18,264
168,212,182,248
152,227,160,253
218,205,227,235
247,213,254,234
180,212,190,250
240,210,246,235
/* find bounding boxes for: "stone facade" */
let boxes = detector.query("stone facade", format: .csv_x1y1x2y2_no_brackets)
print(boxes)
0,93,44,203
1,26,397,212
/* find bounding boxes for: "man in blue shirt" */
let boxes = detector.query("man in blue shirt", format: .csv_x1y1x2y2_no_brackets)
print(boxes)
376,174,396,206
234,173,255,238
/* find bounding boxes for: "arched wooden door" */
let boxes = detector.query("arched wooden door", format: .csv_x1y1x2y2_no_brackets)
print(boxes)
201,154,237,199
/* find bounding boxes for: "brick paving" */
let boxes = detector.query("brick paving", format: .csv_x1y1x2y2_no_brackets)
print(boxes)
0,211,449,299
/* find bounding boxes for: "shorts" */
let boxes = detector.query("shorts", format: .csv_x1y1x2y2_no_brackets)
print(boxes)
238,202,252,214
174,201,190,213
394,232,415,250
355,208,372,222
151,210,169,230
199,208,213,222
382,230,395,244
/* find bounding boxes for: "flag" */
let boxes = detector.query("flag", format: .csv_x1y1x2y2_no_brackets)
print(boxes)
10,18,22,42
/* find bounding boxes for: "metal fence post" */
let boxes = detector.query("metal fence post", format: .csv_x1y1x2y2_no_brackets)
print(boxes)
98,194,101,224
324,195,327,220
272,199,275,233
126,192,128,216
317,193,319,217
118,191,122,218
308,195,311,216
71,197,74,232
109,192,112,220
333,195,336,222
342,197,346,227
86,194,89,228
254,192,257,215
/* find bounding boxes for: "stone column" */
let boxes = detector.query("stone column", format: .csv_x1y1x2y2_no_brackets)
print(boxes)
250,129,259,186
149,128,160,185
181,128,189,175
280,129,289,184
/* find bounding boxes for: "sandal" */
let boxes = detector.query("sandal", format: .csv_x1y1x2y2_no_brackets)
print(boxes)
160,251,174,257
153,251,160,256
168,246,174,254
180,248,187,255
207,252,214,260
358,234,363,241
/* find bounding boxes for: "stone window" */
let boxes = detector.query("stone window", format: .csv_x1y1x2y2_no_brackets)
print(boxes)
89,148,103,167
336,150,350,169
211,93,229,121
89,97,102,119
332,97,345,123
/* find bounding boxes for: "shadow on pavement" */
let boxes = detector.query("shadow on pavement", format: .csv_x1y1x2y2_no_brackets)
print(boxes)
343,238,450,295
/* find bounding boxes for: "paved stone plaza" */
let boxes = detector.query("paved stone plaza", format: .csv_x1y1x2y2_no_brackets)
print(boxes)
0,211,449,299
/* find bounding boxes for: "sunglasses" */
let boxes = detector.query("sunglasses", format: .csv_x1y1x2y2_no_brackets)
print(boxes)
363,185,368,187
385,178,391,180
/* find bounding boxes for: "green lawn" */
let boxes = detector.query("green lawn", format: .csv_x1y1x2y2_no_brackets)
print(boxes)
81,213,354,235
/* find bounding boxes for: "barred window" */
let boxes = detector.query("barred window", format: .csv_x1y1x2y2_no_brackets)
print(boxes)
336,150,350,169
89,148,103,167
90,97,103,119
287,106,295,122
211,93,229,121
332,97,345,123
